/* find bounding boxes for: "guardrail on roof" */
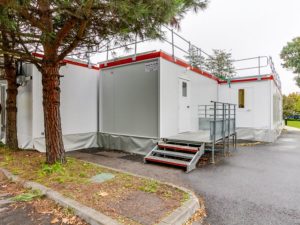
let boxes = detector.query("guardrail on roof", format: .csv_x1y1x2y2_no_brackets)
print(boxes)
68,25,281,89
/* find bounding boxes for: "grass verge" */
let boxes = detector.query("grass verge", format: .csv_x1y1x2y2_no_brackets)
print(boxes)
0,147,189,225
287,120,300,129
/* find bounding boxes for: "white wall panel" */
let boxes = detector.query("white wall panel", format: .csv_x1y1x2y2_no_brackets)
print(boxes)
32,63,98,147
17,79,33,148
219,80,271,129
159,58,218,138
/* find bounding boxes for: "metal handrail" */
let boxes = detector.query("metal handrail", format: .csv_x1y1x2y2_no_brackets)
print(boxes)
89,25,281,89
198,101,237,163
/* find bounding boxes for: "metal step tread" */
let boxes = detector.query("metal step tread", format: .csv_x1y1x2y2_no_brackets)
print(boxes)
153,149,194,159
145,155,189,167
158,143,199,153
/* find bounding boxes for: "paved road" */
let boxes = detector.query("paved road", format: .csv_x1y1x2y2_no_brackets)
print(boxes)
69,128,300,225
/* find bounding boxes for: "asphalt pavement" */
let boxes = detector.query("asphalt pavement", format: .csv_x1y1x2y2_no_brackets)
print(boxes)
69,128,300,225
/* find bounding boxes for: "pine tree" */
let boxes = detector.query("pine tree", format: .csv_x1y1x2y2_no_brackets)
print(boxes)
206,49,236,79
0,0,208,164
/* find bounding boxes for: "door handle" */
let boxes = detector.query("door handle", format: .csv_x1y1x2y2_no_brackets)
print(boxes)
187,106,190,108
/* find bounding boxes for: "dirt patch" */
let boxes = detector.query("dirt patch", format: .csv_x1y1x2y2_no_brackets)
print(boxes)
0,147,189,225
0,171,87,225
120,154,144,162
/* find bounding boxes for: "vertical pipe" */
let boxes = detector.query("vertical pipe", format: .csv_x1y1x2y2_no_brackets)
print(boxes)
96,66,100,146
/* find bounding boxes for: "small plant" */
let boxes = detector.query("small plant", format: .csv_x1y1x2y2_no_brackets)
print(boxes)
62,206,75,216
79,172,87,178
182,192,190,203
40,162,64,175
162,190,173,198
12,189,44,202
139,180,159,193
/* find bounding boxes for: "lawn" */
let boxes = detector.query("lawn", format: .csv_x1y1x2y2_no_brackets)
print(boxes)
0,147,189,225
287,120,300,129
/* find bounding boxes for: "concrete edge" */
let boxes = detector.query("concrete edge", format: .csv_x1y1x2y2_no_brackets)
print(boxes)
0,168,122,225
76,159,201,225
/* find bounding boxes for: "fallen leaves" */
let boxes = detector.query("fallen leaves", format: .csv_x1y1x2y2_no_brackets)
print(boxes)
184,197,207,225
50,218,59,224
97,191,109,197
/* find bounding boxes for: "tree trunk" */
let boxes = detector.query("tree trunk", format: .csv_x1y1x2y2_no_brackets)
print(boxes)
41,65,65,164
5,66,18,149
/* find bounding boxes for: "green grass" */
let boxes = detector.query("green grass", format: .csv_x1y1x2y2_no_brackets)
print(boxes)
12,190,44,202
287,120,300,129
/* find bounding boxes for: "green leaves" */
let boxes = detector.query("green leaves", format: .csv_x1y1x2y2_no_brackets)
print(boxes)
281,37,300,87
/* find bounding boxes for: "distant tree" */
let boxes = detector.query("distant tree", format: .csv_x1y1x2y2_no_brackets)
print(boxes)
0,0,209,164
206,49,236,79
185,45,206,69
283,92,300,117
280,37,300,87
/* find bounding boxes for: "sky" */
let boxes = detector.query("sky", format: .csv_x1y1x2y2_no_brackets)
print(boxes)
177,0,300,95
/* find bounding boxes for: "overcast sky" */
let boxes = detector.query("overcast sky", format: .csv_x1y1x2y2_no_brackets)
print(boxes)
177,0,300,95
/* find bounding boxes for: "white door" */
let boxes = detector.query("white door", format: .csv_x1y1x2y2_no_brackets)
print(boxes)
236,87,254,127
179,79,191,133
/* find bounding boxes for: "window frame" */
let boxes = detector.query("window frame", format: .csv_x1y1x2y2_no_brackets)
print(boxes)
238,89,245,108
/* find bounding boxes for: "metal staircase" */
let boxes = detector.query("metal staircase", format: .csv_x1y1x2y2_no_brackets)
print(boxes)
144,141,205,173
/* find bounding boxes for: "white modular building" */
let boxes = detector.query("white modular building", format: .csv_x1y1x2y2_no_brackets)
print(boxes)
0,50,283,155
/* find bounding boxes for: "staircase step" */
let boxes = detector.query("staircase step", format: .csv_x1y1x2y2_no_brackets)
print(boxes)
152,149,194,159
158,143,198,153
145,156,189,168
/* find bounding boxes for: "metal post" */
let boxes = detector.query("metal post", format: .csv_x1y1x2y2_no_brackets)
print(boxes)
103,45,109,67
212,102,217,164
134,34,137,61
106,45,109,63
199,48,202,70
171,29,175,59
258,56,261,76
222,103,225,156
234,104,237,150
228,104,231,151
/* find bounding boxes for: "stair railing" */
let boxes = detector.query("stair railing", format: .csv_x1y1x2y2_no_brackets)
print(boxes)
198,101,237,163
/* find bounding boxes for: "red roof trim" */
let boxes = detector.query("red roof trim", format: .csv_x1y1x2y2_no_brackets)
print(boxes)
99,51,221,82
32,52,100,70
99,51,161,69
219,75,274,84
31,52,280,92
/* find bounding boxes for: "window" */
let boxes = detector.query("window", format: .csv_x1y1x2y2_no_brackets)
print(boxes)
182,82,187,97
238,89,245,108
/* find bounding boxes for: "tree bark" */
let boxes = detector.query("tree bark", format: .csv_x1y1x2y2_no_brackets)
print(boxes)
4,65,18,149
41,64,65,164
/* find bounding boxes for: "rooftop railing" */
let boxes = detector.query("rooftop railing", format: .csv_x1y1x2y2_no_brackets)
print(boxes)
70,25,281,89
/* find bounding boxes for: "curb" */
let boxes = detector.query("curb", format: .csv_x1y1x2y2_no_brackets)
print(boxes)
1,161,200,225
0,168,122,225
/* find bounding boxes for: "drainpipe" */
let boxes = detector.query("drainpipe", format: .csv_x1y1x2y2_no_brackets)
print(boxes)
97,68,100,147
269,80,272,131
